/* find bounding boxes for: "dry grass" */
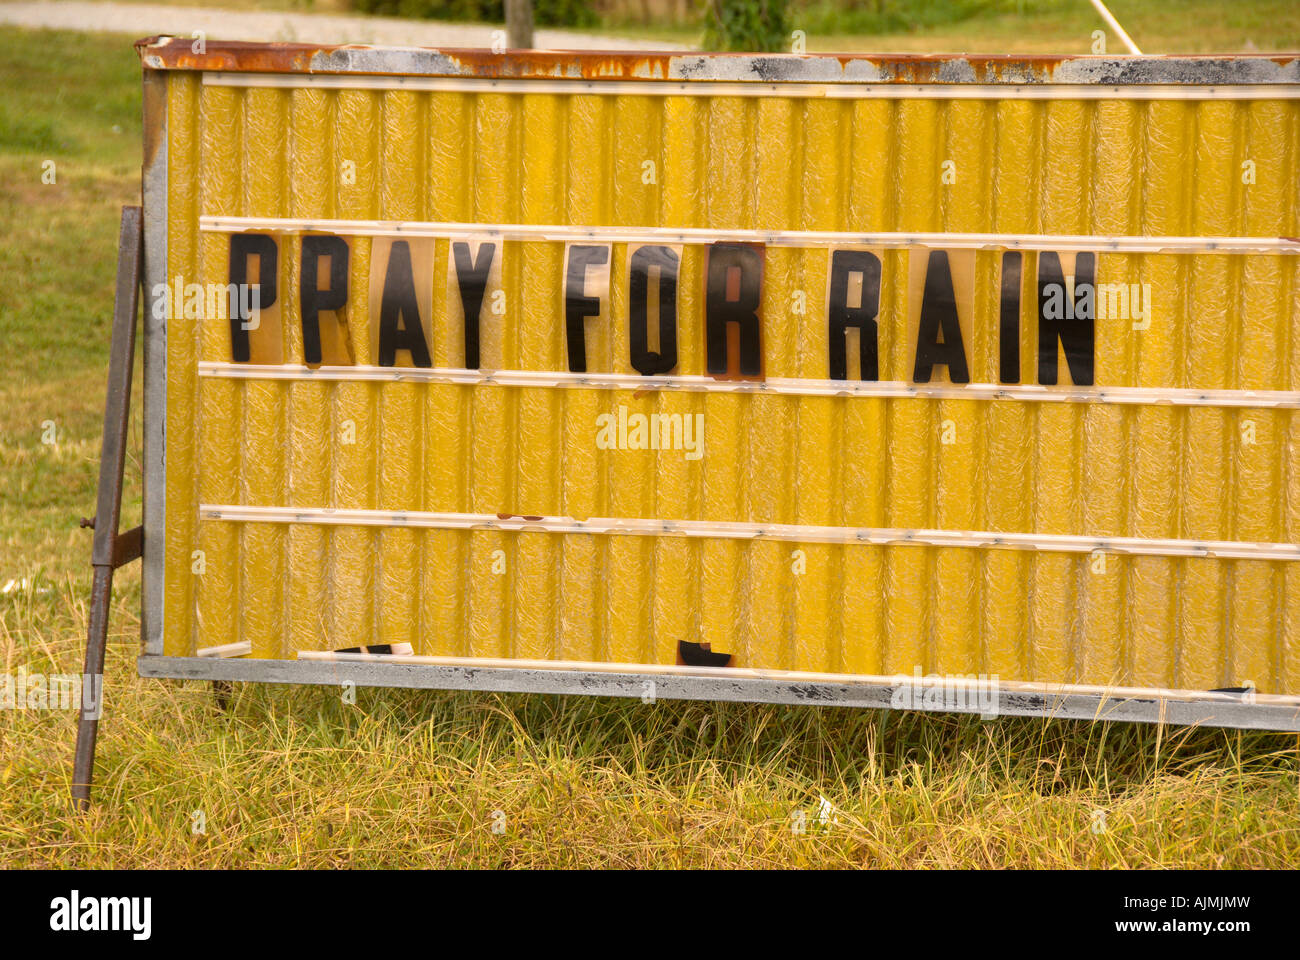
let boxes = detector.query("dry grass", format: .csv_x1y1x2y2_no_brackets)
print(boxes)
2,26,1299,869
5,611,1300,867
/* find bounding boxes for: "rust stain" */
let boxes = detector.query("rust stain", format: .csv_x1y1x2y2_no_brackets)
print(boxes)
439,48,679,80
141,69,166,170
137,36,330,73
134,37,1295,86
136,36,684,79
846,54,1081,83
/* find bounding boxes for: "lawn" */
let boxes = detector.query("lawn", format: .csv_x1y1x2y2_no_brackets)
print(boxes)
794,0,1300,53
71,0,1300,52
0,25,1298,868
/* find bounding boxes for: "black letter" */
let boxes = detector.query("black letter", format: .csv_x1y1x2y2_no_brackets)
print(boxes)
377,240,431,367
564,245,607,373
705,243,763,376
452,241,496,369
913,250,969,384
629,245,679,376
228,233,277,363
300,235,349,365
999,251,1021,384
828,249,881,381
1037,251,1095,386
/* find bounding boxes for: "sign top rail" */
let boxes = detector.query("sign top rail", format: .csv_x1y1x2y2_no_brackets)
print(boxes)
134,37,1300,85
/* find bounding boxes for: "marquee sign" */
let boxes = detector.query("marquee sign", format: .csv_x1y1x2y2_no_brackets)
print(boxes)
183,235,1106,386
131,38,1300,730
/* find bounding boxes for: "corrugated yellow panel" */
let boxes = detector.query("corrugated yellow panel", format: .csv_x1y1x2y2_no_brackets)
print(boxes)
1128,101,1185,688
698,97,747,662
284,86,331,655
513,91,564,662
933,98,985,677
837,97,892,677
466,91,513,660
1231,100,1289,690
555,93,608,662
1031,101,1086,684
791,98,839,672
606,97,660,665
1078,98,1137,687
884,99,941,675
980,99,1036,681
1178,100,1236,689
239,87,288,660
154,56,1299,699
376,90,424,654
653,95,704,668
330,88,378,652
423,91,471,658
162,72,200,657
194,81,240,659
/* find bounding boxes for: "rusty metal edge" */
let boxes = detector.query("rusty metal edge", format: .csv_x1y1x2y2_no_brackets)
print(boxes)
133,36,1300,84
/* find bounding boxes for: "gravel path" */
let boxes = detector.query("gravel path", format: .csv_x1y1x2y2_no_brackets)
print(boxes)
0,0,688,49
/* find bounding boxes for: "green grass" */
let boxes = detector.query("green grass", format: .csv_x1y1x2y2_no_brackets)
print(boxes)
2,25,1299,869
69,0,1300,51
688,0,1300,54
792,0,1300,53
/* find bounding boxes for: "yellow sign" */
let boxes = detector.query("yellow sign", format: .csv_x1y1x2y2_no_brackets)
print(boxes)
135,38,1300,727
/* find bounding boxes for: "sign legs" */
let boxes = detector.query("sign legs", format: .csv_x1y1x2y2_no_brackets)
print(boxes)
72,206,145,814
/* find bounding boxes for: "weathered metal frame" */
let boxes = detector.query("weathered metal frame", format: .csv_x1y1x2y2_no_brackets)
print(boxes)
135,43,1300,733
72,206,146,812
141,68,167,659
135,37,1300,86
137,656,1300,732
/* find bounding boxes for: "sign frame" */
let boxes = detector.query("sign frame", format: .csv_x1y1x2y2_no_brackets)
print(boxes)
129,38,1300,733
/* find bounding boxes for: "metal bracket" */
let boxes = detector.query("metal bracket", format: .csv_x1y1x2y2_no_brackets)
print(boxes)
71,206,144,814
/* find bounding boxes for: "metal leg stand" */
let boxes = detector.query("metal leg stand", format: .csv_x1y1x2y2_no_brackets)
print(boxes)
71,206,144,813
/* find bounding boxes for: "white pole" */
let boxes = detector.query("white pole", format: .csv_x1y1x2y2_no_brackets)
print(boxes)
1089,0,1143,54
